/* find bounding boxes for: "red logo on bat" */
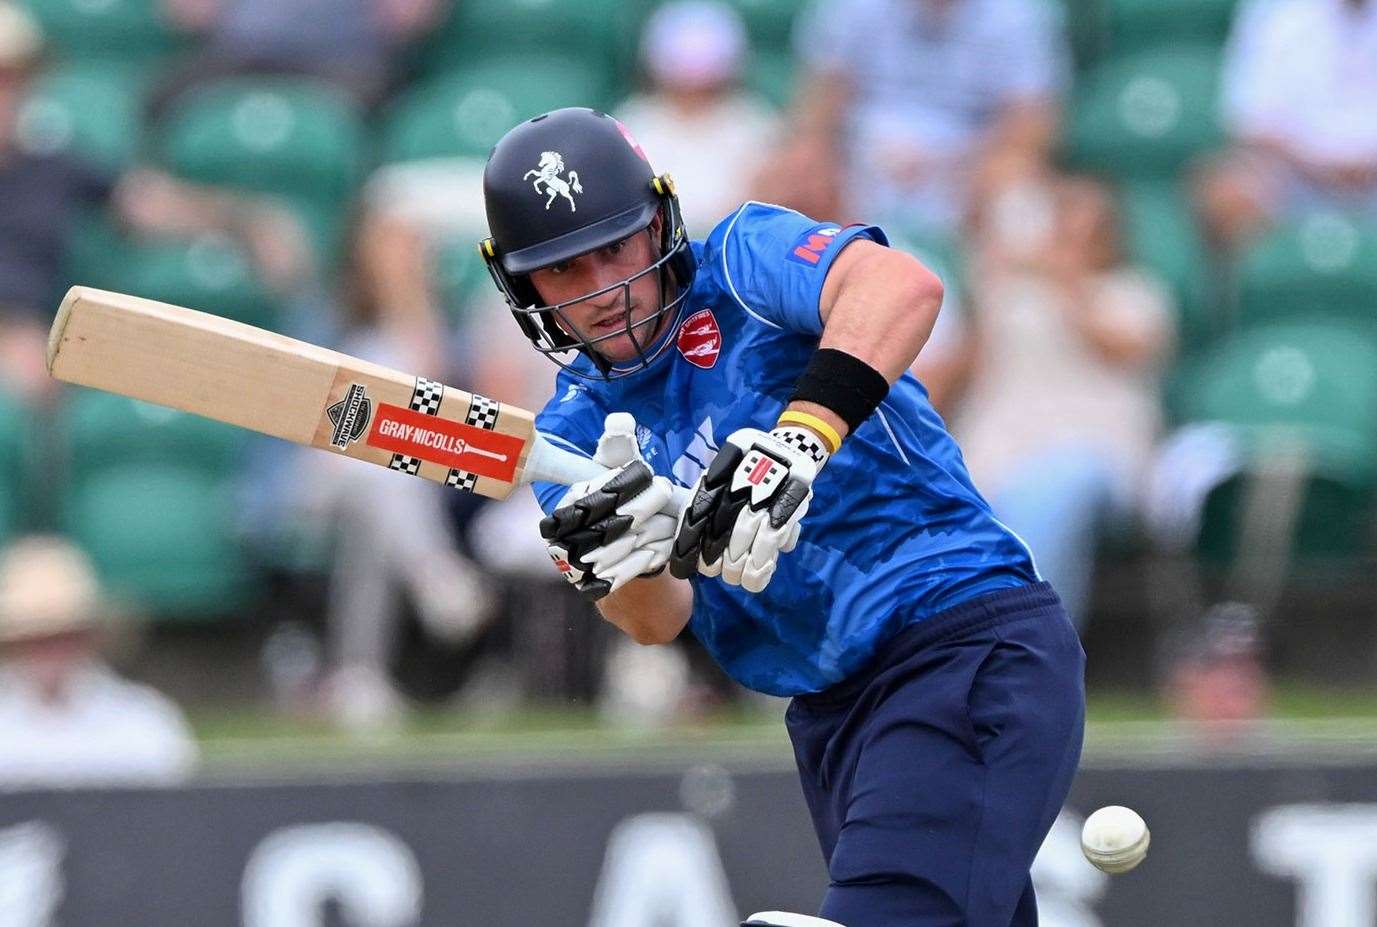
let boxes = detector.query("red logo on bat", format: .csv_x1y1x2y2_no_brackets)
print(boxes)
367,404,525,482
677,309,721,369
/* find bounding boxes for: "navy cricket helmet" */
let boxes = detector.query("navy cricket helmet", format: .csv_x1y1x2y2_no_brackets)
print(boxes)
479,108,696,378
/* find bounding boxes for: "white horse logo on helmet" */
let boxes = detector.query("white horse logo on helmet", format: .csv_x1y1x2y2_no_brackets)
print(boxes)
524,151,583,212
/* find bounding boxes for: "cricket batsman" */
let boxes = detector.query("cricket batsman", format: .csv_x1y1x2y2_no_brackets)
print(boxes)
479,108,1085,926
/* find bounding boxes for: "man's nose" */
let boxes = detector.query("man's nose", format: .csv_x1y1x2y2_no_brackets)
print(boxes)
579,266,626,308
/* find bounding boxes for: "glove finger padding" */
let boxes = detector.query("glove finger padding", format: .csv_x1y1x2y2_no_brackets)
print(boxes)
576,500,678,597
581,508,672,574
779,496,808,554
670,445,746,580
541,461,656,546
720,494,804,592
696,551,724,578
543,445,678,601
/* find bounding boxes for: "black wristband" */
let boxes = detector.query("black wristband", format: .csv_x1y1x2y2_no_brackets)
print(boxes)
788,348,890,434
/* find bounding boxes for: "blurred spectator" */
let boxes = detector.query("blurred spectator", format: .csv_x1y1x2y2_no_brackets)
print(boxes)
0,536,198,788
614,1,781,237
955,175,1175,628
772,0,1070,235
152,0,446,116
1165,601,1268,730
0,3,103,400
1197,0,1377,251
0,0,312,402
257,216,496,731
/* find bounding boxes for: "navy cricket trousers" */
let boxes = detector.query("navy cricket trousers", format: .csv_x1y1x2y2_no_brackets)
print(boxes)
785,582,1085,927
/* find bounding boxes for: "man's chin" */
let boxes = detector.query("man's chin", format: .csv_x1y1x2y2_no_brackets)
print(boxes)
591,317,671,366
596,337,655,366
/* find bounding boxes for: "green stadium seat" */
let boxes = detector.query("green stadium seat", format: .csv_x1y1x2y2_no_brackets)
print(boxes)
119,235,281,331
1065,46,1224,181
1194,462,1375,563
725,0,810,52
1059,0,1108,72
744,49,795,110
414,0,640,83
62,389,248,486
1119,179,1215,347
61,465,257,617
0,385,29,546
1173,321,1377,560
155,77,365,260
1233,211,1377,331
432,237,495,322
1104,0,1237,57
17,0,181,63
64,218,281,331
64,213,131,291
16,62,149,170
157,78,364,198
1176,321,1377,458
381,56,616,164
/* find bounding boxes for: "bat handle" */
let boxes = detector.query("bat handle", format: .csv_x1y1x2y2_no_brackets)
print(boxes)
526,433,693,517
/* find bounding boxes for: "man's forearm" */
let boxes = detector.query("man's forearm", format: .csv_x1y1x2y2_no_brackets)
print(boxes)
596,568,693,645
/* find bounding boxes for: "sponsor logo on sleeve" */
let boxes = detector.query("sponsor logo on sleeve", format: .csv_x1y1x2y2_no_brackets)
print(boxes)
788,225,843,266
676,308,721,369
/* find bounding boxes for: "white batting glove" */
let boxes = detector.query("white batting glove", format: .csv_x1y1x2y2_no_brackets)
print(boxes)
540,413,678,601
668,424,831,593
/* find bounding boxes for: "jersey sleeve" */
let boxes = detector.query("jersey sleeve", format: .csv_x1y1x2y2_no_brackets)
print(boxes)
530,374,606,516
706,202,887,337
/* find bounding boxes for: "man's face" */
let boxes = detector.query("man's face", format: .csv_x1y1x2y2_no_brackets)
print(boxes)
527,219,668,365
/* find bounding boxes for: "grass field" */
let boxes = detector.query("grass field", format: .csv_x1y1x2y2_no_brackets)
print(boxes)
188,683,1377,775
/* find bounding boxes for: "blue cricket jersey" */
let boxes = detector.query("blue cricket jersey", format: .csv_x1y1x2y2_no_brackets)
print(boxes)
533,202,1038,696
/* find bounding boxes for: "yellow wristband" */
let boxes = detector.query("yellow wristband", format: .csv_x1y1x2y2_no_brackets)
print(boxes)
777,410,842,455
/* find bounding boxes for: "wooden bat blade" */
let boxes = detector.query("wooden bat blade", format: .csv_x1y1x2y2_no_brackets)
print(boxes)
47,286,550,499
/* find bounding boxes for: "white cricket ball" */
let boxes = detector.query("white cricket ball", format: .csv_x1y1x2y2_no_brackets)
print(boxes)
1081,805,1150,874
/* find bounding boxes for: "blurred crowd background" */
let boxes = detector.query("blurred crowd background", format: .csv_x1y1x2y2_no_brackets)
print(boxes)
1,0,1376,785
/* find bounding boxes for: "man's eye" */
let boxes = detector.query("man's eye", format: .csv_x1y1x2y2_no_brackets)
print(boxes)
605,240,626,256
549,262,570,275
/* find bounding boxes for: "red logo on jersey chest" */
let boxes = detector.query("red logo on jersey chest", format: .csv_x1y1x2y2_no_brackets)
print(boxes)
677,309,721,369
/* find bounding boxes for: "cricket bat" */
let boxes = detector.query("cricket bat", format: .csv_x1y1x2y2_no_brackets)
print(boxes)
47,286,685,510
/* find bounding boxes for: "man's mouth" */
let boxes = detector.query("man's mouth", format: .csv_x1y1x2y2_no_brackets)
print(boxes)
591,311,632,333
